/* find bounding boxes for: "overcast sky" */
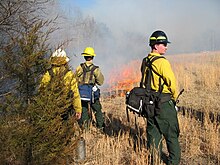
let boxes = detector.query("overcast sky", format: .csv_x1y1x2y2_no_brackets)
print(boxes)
59,0,220,54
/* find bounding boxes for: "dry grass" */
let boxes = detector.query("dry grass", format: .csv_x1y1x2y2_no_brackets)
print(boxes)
70,51,220,165
170,51,220,113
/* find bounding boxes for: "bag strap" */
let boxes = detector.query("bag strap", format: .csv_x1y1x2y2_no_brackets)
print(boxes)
140,56,154,88
140,56,165,93
80,63,99,84
89,65,99,84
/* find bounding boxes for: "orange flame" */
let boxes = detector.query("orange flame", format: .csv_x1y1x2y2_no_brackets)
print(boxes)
106,60,141,97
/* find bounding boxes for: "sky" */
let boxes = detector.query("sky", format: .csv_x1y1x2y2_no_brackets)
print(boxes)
56,0,220,84
59,0,96,11
74,0,96,9
59,0,220,53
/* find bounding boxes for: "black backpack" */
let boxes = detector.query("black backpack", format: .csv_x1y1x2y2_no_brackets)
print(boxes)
125,56,170,120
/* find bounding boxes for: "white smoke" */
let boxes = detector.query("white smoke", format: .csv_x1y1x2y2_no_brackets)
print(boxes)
47,0,220,86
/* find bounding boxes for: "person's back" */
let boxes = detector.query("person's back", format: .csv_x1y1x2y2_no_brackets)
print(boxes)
141,53,178,100
75,47,105,130
40,48,82,120
76,61,104,86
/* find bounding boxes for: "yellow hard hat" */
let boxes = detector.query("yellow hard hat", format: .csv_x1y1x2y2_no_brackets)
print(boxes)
81,47,96,56
50,48,70,65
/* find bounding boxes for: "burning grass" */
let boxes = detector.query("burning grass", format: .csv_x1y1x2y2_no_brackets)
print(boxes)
71,51,220,165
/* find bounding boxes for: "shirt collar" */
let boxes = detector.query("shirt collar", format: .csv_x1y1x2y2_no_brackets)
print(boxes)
149,52,161,57
85,61,93,65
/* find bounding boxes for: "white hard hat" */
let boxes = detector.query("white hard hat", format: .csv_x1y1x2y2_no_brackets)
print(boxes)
51,48,69,62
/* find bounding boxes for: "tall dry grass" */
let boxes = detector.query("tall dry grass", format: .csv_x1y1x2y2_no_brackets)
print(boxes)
171,52,220,113
70,51,220,165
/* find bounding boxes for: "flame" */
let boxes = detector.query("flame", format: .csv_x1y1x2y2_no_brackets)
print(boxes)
106,60,141,97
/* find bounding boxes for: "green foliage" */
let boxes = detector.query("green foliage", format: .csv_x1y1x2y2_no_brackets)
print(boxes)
0,1,82,164
1,19,50,104
0,71,82,164
27,75,82,164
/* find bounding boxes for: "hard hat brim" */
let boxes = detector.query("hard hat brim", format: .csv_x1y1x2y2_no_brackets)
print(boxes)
149,40,171,46
50,56,69,65
81,53,96,56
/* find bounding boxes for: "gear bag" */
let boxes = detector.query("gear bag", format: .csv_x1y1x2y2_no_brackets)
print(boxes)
126,87,162,118
79,84,93,101
78,63,100,102
125,56,170,118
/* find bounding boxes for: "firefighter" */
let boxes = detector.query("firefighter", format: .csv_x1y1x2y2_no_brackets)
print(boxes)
40,48,82,120
75,47,105,130
142,30,181,164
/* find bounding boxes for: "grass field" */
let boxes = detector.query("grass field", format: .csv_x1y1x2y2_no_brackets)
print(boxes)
72,51,220,165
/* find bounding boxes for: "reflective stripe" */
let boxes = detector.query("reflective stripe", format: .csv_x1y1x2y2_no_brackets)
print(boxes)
81,97,91,101
150,37,157,40
150,36,167,40
157,36,167,40
126,99,143,114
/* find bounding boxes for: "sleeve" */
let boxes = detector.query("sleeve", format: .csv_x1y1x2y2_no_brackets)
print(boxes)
74,65,84,84
160,59,178,100
94,67,104,86
39,71,50,89
75,65,83,77
69,72,82,113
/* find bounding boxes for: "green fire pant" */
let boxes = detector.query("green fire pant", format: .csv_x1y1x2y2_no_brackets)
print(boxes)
147,100,181,165
78,99,104,129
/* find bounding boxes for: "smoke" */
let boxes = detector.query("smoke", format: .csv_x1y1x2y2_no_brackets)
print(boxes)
46,0,220,86
84,0,220,53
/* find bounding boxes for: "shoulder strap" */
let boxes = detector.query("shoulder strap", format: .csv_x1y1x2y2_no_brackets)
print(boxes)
80,63,99,84
140,57,149,87
140,56,165,92
148,56,165,77
140,56,156,87
89,65,99,84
